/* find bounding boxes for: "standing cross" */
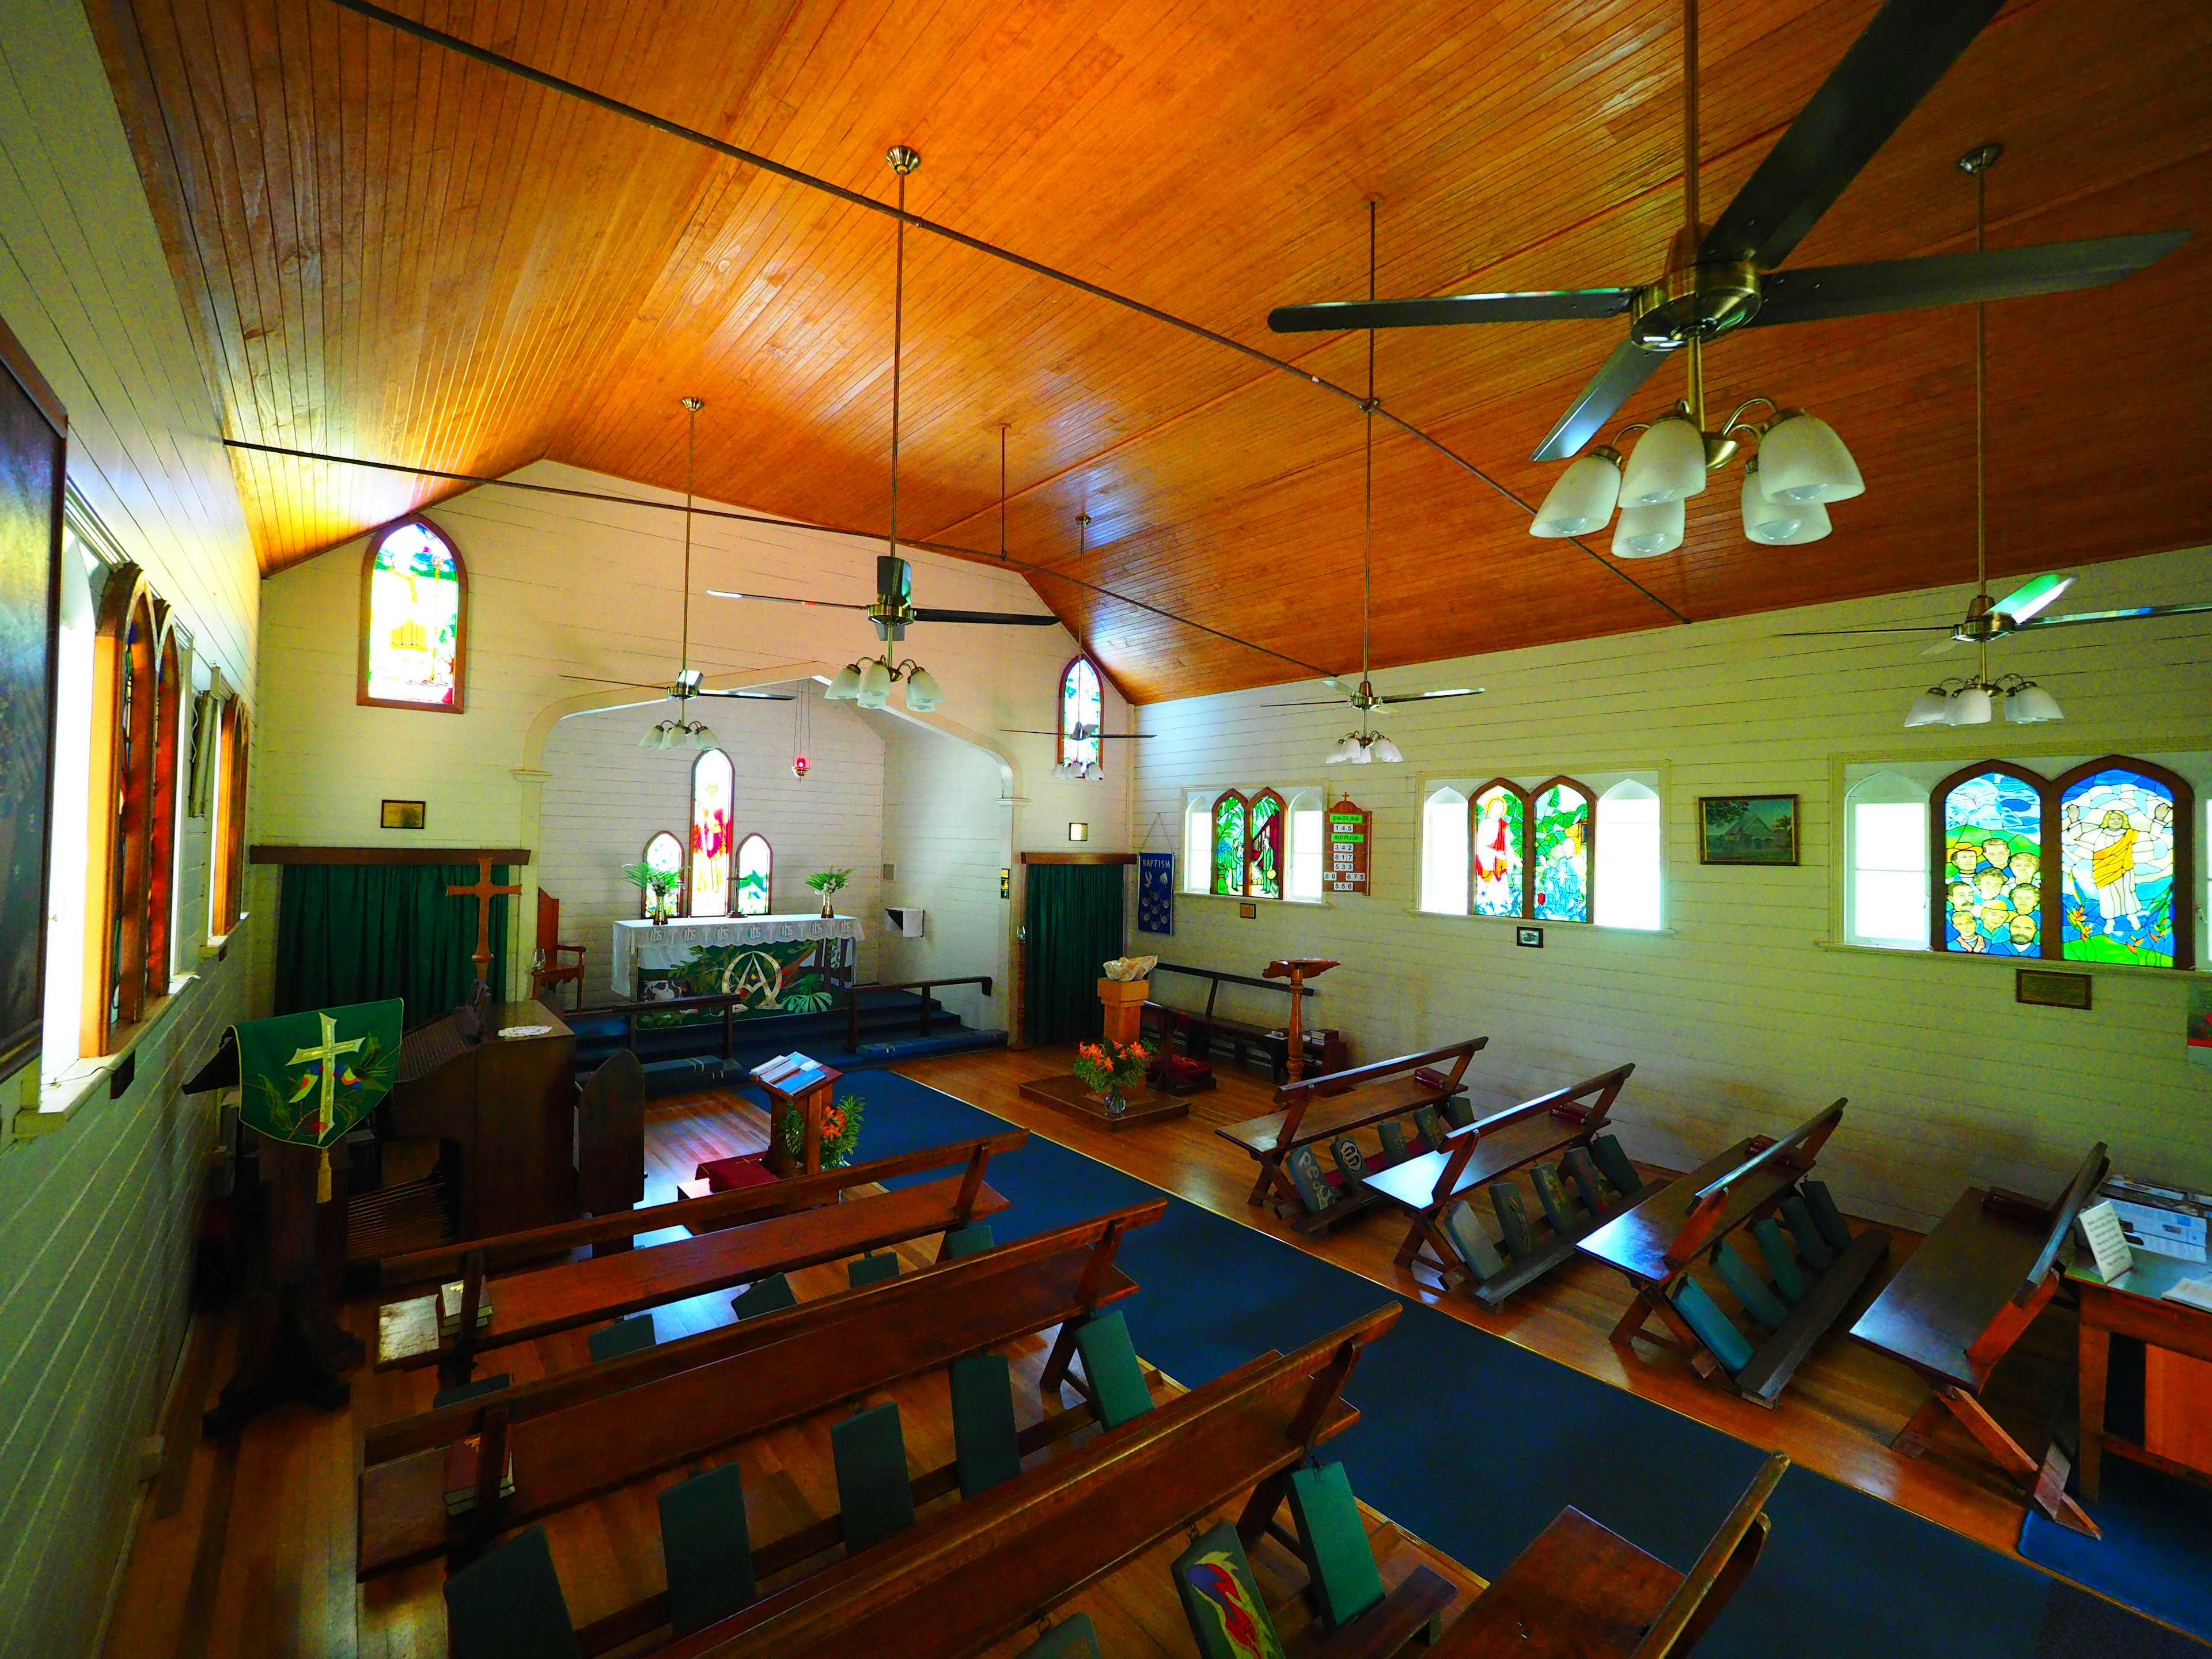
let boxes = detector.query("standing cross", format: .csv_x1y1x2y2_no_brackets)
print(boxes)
448,856,523,984
287,1010,365,1139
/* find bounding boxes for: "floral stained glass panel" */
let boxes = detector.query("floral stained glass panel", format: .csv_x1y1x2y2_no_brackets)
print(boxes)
1060,658,1103,774
1940,771,2042,956
2061,768,2177,967
1471,787,1526,918
736,833,772,918
691,749,735,918
643,831,684,916
1532,784,1592,923
1211,794,1247,896
1247,793,1285,899
365,523,461,706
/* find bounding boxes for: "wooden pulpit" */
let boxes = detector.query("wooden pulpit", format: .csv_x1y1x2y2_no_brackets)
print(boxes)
759,1061,842,1177
1264,957,1340,1084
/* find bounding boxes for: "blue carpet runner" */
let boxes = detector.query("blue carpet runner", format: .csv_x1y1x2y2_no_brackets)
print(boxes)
779,1069,2203,1657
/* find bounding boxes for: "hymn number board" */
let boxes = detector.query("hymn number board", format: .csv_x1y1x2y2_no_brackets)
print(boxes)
1325,800,1371,895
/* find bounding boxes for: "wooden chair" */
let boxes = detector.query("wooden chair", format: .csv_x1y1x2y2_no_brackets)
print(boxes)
357,1202,1166,1581
1216,1039,1486,1234
530,890,587,1012
1362,1063,1658,1308
1578,1102,1891,1408
373,1131,1027,1384
1428,1453,1789,1657
1850,1142,2108,1536
651,1306,1459,1659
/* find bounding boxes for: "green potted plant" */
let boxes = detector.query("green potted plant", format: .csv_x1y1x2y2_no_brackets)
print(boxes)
805,866,853,919
620,858,683,923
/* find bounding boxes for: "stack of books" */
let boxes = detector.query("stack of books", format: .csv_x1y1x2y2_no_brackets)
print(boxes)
438,1279,494,1339
442,1436,517,1516
751,1052,831,1094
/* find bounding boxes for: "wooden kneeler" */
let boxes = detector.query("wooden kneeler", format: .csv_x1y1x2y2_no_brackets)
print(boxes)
1579,1102,1891,1408
1851,1142,2108,1537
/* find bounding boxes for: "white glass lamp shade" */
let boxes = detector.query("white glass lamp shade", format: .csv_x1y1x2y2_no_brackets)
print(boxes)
2005,683,2065,724
1531,449,1622,537
1620,415,1709,506
856,658,893,709
688,722,718,749
1347,741,1374,764
1903,688,1950,728
1768,497,1831,545
1323,736,1356,765
638,722,669,750
1943,685,1993,726
902,664,942,712
1757,412,1863,503
1084,760,1104,782
1612,497,1685,558
1741,464,1806,544
1369,734,1403,763
827,662,862,701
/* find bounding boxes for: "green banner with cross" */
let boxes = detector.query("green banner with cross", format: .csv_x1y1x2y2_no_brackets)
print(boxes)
232,999,404,1149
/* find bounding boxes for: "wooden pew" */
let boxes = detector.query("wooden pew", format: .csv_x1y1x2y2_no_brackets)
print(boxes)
656,1305,1457,1659
1140,961,1329,1083
1429,1453,1788,1657
357,1201,1165,1578
373,1131,1025,1382
1578,1102,1891,1407
1850,1142,2108,1537
1217,1040,1485,1234
1362,1064,1660,1308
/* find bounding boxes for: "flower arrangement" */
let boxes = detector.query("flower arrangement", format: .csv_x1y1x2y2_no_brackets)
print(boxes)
1071,1036,1154,1114
780,1091,865,1166
805,866,854,918
620,858,683,922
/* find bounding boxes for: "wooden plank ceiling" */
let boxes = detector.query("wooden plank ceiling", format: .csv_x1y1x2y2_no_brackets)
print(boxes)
93,0,2212,700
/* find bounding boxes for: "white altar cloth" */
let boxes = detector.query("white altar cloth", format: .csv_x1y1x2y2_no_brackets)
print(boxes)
611,912,865,997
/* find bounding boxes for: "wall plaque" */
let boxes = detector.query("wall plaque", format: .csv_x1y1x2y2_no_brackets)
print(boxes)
1325,799,1372,895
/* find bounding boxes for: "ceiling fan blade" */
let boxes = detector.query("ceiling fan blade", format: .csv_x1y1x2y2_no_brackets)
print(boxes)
1752,234,2189,327
910,608,1062,626
1267,287,1637,334
1263,699,1359,707
1375,687,1485,704
695,688,797,700
1991,573,2075,623
1700,0,2004,270
2012,601,2212,631
1920,635,1964,658
705,589,872,611
1532,338,1671,461
1772,625,1956,636
560,673,680,689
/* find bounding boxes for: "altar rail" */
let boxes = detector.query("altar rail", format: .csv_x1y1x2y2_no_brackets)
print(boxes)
581,976,996,1063
844,976,994,1052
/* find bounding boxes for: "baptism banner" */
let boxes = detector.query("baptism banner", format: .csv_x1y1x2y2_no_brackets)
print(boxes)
1138,852,1175,935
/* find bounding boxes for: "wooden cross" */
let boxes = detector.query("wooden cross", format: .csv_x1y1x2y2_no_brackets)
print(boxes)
448,857,522,984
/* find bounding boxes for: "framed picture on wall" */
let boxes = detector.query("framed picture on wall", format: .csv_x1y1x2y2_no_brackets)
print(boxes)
1698,794,1799,866
0,313,67,1086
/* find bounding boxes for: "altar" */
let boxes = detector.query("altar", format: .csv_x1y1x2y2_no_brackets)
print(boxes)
611,913,864,1012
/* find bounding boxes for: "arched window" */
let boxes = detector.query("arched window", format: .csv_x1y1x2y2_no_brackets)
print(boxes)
145,616,184,990
1468,781,1527,918
736,833,773,917
690,749,735,917
1595,780,1662,931
1845,772,1927,949
1933,763,2046,957
359,517,467,711
84,568,159,1054
1531,777,1594,924
2055,756,2195,969
209,699,249,937
1286,790,1325,902
1183,796,1212,893
1059,656,1103,776
1247,789,1286,899
642,831,685,918
1421,787,1470,914
1210,792,1248,896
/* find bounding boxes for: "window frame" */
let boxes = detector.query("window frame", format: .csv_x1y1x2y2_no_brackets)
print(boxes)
1058,654,1104,775
642,830,687,918
1246,788,1287,900
1929,759,2056,960
1842,770,1929,950
2051,754,2196,971
735,832,774,918
1285,788,1325,903
357,514,469,714
145,611,184,991
81,566,165,1056
1528,775,1597,925
1594,778,1663,932
689,747,736,918
1209,790,1248,897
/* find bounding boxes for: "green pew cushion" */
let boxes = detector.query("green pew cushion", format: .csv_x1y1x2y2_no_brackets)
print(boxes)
1285,1145,1336,1214
1669,1277,1755,1376
1781,1195,1838,1274
1531,1164,1575,1235
1172,1520,1287,1659
831,1402,914,1552
1017,1613,1104,1658
949,1351,1024,1498
730,1272,797,1320
1411,1105,1445,1152
943,1222,997,1259
1802,1180,1857,1255
1073,1310,1153,1428
1286,1461,1387,1630
1713,1241,1790,1332
433,1373,512,1410
1561,1147,1608,1215
587,1315,656,1363
1441,1201,1505,1281
1377,1120,1411,1164
1752,1219,1807,1303
847,1252,900,1289
1590,1132,1640,1198
657,1462,755,1634
1491,1184,1533,1261
443,1525,581,1659
1328,1135,1370,1190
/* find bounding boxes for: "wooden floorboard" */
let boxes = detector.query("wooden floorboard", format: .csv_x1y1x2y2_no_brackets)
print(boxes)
100,1045,2077,1659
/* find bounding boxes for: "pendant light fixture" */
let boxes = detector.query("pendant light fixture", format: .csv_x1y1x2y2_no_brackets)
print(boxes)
1906,145,2063,729
641,396,721,752
1325,205,1404,767
828,146,945,715
790,677,812,777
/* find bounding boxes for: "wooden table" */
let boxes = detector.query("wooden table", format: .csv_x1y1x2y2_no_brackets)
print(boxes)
2072,1249,2212,1501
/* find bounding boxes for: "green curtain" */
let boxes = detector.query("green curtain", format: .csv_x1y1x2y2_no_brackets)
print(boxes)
1024,863,1126,1046
274,863,510,1029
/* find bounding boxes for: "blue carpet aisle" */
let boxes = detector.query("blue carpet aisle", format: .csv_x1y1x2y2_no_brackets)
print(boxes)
774,1069,2202,1657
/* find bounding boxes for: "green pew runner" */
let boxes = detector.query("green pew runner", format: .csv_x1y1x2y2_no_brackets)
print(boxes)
1577,1101,1891,1409
356,1200,1164,1578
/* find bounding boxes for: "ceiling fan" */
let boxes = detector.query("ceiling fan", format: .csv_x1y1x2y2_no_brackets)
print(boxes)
709,552,1060,643
1264,204,1485,764
1267,0,2189,468
1783,574,2212,656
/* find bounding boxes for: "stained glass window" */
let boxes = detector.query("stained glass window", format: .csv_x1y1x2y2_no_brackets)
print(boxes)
1059,657,1103,776
690,749,735,918
1211,791,1248,896
1247,790,1286,899
1532,780,1593,923
2059,763,2183,968
361,520,465,710
1937,768,2044,957
736,833,772,918
1469,783,1528,918
643,831,684,917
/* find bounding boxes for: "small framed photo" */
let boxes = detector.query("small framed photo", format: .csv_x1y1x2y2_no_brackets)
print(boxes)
381,798,426,831
1698,794,1798,865
1516,926,1544,948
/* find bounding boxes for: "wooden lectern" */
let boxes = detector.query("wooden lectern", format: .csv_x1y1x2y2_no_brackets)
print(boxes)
1264,957,1340,1083
1097,974,1150,1046
759,1061,842,1176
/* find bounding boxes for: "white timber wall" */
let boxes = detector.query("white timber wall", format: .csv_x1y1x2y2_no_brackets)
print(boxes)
540,696,887,1006
1134,544,2212,1232
874,716,1016,1030
0,2,262,1654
